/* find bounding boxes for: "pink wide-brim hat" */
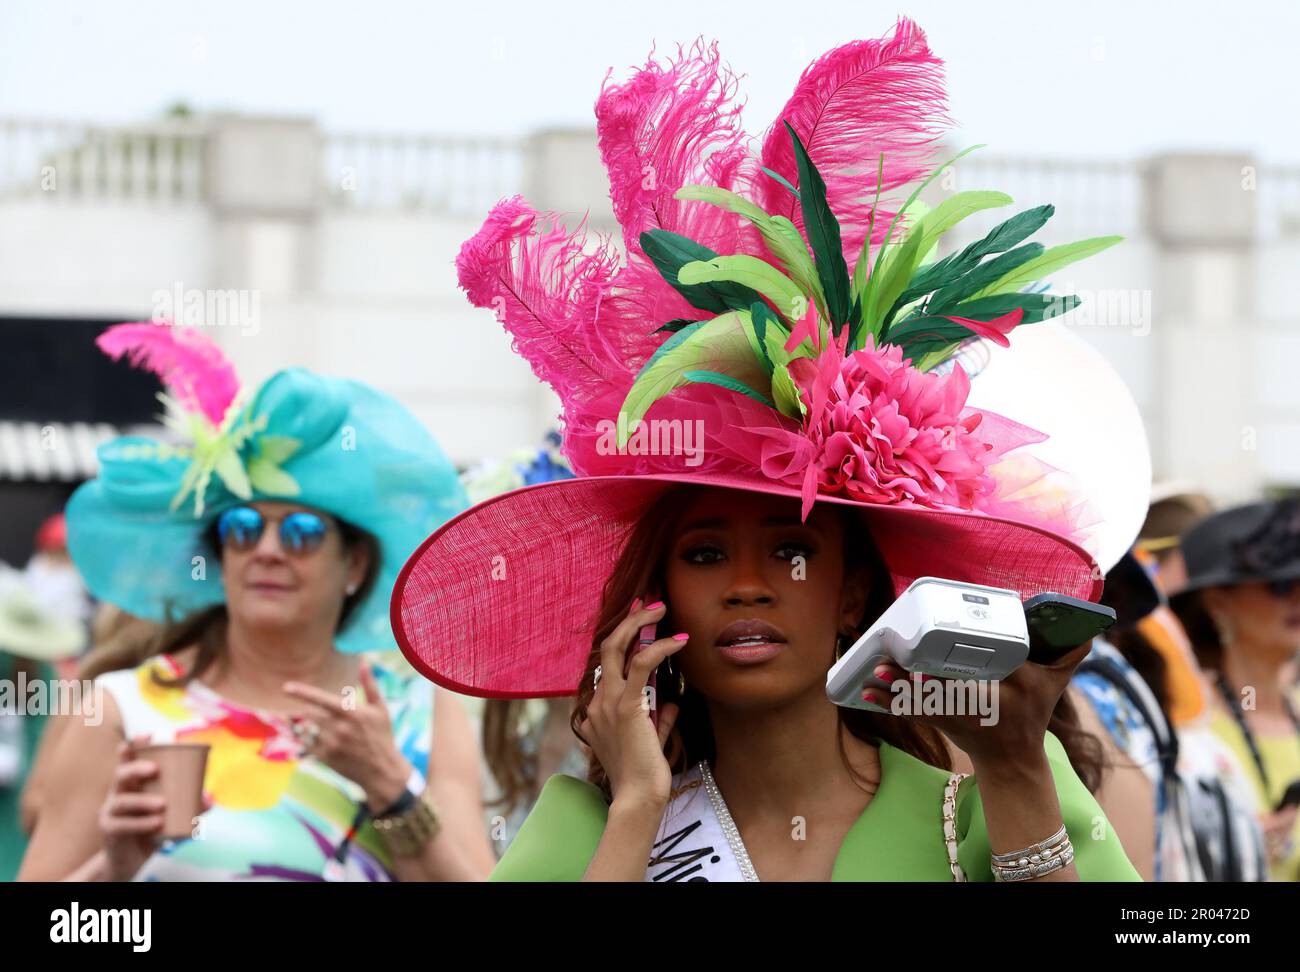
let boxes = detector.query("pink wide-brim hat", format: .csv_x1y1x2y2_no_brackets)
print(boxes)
391,20,1136,697
391,472,1100,698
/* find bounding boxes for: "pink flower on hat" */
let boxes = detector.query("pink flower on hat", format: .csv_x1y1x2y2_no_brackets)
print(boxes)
755,330,1004,520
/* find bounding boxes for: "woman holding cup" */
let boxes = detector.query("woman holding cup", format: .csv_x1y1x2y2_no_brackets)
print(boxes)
19,324,496,882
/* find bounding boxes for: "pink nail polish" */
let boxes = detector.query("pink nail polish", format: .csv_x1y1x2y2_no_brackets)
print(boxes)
862,692,880,705
875,670,896,684
645,600,665,611
672,632,689,641
630,597,642,612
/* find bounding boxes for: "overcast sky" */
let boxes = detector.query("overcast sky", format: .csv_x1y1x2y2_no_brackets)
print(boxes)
1,0,1295,161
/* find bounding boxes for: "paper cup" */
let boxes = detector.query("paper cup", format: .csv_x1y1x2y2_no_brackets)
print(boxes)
135,742,210,840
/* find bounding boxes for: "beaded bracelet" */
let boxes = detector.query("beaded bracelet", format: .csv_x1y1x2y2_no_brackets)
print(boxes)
992,841,1075,882
991,824,1068,865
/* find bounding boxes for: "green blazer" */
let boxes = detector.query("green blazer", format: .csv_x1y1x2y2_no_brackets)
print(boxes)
491,731,1142,881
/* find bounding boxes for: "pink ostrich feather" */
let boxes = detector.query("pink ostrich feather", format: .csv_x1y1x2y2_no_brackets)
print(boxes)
459,37,780,479
757,17,951,268
456,197,752,478
590,39,771,404
596,37,757,254
96,321,240,425
456,196,625,406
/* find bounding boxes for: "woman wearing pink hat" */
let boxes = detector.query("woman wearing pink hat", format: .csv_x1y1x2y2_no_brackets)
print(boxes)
393,21,1138,881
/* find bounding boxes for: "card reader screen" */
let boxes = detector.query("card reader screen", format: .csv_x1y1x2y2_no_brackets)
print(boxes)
961,593,990,605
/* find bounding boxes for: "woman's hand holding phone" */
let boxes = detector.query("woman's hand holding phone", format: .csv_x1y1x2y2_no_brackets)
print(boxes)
865,644,1091,881
866,641,1091,764
577,598,686,812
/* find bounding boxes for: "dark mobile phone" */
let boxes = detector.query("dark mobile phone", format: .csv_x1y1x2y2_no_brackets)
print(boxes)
1023,592,1117,664
625,622,683,729
1276,779,1300,813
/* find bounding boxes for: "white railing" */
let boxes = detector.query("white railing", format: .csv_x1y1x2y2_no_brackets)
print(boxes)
943,154,1143,240
321,132,524,215
1,116,1294,240
0,118,206,202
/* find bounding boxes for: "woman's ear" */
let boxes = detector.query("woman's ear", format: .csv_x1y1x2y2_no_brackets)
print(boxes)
1200,586,1229,621
839,565,870,635
345,539,372,593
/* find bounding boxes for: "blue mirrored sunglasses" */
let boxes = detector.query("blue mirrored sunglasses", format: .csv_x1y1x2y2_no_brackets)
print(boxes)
216,506,330,556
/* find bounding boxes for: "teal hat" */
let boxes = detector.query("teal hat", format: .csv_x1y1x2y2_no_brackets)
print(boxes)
67,344,467,653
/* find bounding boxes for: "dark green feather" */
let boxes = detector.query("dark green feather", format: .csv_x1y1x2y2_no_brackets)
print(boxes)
653,318,698,334
749,301,779,375
680,369,775,409
881,206,1057,329
761,166,801,200
640,230,765,315
784,122,851,333
925,243,1044,311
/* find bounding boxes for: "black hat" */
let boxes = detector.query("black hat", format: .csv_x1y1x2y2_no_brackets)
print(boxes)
1174,500,1300,597
1101,550,1164,627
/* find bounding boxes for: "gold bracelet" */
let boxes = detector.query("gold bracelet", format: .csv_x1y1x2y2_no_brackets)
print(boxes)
372,791,442,857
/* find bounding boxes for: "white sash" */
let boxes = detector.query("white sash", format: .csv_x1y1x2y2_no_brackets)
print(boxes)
644,762,756,882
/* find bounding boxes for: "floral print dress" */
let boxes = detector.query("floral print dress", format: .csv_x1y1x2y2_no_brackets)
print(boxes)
97,653,432,881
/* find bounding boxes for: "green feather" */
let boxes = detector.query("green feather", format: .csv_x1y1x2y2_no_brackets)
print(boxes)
763,325,794,367
761,166,801,200
653,318,698,334
890,294,1082,352
674,185,827,317
678,256,805,323
879,204,1056,334
254,435,301,465
770,214,829,317
639,230,765,315
914,343,963,372
968,235,1124,300
951,292,1081,323
679,370,775,408
869,226,925,345
926,243,1044,311
212,445,252,501
749,301,779,375
770,361,806,419
958,205,1055,261
619,311,772,445
785,122,851,330
247,456,302,496
856,145,986,320
903,190,1014,265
